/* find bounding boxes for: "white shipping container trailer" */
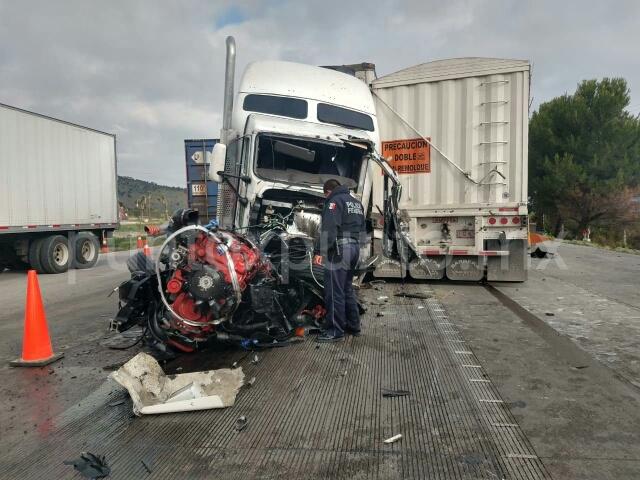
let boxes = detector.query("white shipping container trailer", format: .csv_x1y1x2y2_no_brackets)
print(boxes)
368,58,530,281
0,103,118,274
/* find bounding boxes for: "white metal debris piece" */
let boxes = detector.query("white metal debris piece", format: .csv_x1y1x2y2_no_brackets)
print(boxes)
384,434,403,444
110,352,244,415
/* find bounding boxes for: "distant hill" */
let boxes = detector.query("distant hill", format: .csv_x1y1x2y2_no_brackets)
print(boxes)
118,176,187,215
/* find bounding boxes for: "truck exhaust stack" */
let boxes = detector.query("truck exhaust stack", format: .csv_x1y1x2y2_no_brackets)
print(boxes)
222,36,236,139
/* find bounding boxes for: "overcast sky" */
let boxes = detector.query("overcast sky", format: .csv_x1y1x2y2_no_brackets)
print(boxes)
1,0,639,187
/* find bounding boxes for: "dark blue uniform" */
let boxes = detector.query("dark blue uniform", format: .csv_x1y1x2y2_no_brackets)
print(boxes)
317,185,366,338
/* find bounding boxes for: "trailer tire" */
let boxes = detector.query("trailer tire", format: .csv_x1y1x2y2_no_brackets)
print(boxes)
40,235,70,274
28,237,47,274
74,232,100,269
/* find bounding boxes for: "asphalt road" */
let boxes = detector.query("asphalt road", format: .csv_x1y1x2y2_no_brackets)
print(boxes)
494,243,640,388
1,244,639,478
0,250,139,447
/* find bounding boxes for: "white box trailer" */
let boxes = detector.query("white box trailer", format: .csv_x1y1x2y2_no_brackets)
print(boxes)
369,58,530,281
0,103,118,274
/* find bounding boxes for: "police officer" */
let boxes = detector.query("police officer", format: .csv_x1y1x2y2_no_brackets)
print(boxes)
313,179,365,343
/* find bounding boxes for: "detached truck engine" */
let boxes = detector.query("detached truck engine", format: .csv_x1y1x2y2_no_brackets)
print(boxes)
112,209,326,353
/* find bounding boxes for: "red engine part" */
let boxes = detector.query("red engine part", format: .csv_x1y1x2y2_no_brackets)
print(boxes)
190,231,266,290
171,292,212,323
164,230,271,352
167,269,186,294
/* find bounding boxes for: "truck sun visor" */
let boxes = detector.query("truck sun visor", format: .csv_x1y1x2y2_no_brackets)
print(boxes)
273,141,316,163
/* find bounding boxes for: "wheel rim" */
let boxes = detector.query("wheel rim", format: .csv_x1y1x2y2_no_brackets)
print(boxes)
81,240,96,262
53,243,69,266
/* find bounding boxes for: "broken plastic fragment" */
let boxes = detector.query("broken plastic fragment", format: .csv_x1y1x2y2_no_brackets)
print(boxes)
384,434,402,444
108,399,125,407
64,452,110,478
141,459,153,473
246,377,256,387
394,292,430,299
251,355,259,365
110,353,244,415
235,415,248,431
382,389,410,398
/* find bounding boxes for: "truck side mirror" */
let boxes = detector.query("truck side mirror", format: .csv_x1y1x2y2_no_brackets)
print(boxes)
207,144,227,183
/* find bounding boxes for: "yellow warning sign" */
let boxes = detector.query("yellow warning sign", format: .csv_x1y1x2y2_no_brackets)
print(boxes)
381,138,431,174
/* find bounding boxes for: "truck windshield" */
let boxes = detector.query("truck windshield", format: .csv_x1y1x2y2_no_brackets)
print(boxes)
317,103,374,131
254,135,365,189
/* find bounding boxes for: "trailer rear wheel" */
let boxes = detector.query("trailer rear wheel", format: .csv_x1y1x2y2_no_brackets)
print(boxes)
74,232,100,269
28,237,47,274
40,235,70,274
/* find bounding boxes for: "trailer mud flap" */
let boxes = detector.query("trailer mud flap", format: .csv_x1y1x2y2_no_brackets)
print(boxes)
487,239,528,282
373,256,406,278
409,255,445,280
446,256,485,281
372,237,406,278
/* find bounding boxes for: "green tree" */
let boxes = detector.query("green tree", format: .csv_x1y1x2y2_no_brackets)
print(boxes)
529,78,640,235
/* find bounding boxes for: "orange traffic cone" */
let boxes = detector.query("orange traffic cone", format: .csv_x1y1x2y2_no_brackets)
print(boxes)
137,235,143,248
101,237,109,253
10,271,64,367
143,240,152,258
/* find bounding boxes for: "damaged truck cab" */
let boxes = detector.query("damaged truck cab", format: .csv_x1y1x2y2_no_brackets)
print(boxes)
209,38,382,263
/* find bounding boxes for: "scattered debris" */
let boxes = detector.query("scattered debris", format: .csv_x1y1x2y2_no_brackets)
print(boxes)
417,306,425,310
376,312,386,317
63,452,110,478
175,367,183,372
251,355,259,365
231,362,239,369
394,292,430,299
110,353,244,415
382,389,411,398
384,434,403,444
545,313,555,317
140,460,153,473
102,360,127,371
570,365,589,370
377,296,389,301
121,329,144,339
340,370,347,377
246,377,256,387
234,415,248,431
108,399,125,407
514,400,527,408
